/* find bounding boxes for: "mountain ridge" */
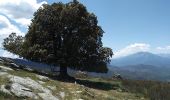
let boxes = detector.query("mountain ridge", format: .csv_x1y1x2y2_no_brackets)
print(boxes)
108,52,170,81
111,52,170,67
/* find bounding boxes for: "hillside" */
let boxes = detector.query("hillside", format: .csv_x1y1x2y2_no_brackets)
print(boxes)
0,57,148,100
0,57,169,100
109,52,170,81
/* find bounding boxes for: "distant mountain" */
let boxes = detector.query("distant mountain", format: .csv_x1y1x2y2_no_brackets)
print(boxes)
158,53,170,59
111,52,170,67
107,52,170,81
109,64,170,81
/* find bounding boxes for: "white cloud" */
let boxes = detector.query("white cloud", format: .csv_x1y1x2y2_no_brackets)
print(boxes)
0,15,23,36
1,50,18,58
15,18,32,27
0,0,47,27
0,15,23,50
156,46,170,50
0,0,47,58
156,46,170,53
113,43,150,58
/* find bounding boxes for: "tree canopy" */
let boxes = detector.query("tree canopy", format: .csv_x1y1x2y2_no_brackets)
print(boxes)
3,1,113,76
3,32,24,56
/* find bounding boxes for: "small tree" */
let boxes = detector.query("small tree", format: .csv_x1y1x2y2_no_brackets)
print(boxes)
3,1,113,78
3,32,24,57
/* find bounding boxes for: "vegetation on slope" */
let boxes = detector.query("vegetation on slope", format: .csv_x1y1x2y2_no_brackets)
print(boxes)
122,79,170,100
0,61,146,100
0,58,170,100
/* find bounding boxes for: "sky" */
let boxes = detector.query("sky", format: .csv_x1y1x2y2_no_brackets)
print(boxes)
0,0,170,58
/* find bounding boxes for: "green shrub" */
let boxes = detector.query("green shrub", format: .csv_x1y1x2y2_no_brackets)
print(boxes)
148,83,170,100
122,79,170,100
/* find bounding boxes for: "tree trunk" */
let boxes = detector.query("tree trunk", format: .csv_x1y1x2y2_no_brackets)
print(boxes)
58,63,75,80
59,63,68,77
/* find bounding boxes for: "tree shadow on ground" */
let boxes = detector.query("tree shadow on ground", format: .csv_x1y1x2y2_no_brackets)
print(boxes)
14,67,117,91
75,78,117,91
51,75,118,91
4,63,117,91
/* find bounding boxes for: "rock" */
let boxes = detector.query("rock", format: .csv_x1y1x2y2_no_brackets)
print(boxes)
0,66,14,71
0,61,3,64
24,67,34,71
80,85,85,87
59,92,65,98
8,75,51,93
36,75,49,81
8,75,58,99
9,63,20,68
0,85,11,95
0,72,8,76
38,81,45,84
117,88,123,92
10,83,38,99
47,86,56,90
112,74,123,80
0,58,4,62
75,71,88,78
0,57,13,63
76,91,82,93
73,99,84,100
38,93,59,100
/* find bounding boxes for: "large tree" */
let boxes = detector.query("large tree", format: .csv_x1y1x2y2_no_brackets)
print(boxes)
3,0,113,78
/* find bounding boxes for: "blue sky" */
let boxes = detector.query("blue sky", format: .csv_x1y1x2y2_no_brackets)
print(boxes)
0,0,170,58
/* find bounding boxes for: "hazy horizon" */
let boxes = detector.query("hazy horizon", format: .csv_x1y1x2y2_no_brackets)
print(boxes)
0,0,170,58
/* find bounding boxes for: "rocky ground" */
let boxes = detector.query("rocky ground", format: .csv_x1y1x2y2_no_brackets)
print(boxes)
0,57,147,100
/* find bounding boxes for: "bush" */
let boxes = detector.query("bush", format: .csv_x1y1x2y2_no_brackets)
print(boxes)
122,79,170,100
148,83,170,100
75,71,88,78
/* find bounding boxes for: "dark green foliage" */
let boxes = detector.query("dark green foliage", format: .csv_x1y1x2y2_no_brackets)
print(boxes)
122,79,170,100
3,33,24,57
3,1,113,74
